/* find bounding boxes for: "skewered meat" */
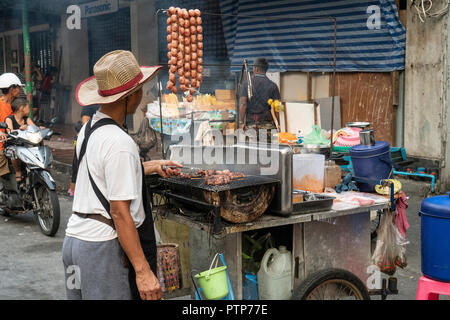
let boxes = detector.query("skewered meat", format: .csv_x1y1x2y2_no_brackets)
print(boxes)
205,174,231,186
202,169,246,185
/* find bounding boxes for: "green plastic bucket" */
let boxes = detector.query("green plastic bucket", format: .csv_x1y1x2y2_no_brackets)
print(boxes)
194,254,229,300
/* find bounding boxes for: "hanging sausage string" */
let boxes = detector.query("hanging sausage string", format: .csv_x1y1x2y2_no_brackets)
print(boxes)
166,6,203,102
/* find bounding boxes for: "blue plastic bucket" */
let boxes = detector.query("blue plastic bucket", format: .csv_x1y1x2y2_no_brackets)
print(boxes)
350,141,393,192
420,192,450,282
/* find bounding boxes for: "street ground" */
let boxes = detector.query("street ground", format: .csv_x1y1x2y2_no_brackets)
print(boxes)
0,175,436,300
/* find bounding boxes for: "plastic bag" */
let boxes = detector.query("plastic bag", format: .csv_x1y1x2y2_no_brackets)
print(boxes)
371,210,407,275
131,118,157,158
302,125,330,145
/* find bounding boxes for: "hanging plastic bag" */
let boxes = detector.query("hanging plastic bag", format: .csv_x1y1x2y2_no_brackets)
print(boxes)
302,125,330,145
371,210,407,275
130,118,157,159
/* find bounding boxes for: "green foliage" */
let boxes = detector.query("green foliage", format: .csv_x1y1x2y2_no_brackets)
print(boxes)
242,232,274,275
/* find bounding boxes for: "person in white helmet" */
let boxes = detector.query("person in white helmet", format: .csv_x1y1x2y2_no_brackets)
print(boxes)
0,73,25,177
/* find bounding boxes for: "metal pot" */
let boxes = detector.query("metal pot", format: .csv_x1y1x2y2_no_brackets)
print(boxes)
291,144,331,159
346,122,370,129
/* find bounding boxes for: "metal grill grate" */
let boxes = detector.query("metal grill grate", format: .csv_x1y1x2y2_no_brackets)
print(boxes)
161,175,279,193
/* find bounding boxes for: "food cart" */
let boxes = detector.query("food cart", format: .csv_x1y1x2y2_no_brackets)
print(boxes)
150,7,400,300
157,200,389,300
149,143,399,300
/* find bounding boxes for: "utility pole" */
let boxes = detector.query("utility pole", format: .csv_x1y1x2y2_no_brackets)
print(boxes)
22,0,33,118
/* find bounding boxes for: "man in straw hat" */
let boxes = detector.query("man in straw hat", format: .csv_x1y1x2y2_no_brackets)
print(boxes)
63,50,182,300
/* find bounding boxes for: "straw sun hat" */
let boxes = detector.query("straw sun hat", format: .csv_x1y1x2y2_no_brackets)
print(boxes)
76,50,162,106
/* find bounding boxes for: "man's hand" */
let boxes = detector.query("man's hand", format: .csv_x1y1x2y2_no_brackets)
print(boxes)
19,125,27,131
143,160,183,177
0,132,7,143
135,264,162,300
110,200,163,301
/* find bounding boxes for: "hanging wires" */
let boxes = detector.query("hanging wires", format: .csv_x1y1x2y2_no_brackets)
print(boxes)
411,0,450,22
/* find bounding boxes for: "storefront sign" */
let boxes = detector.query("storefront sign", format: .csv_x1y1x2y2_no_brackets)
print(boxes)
81,0,119,18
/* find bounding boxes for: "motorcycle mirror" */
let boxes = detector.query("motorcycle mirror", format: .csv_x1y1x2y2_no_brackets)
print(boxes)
0,122,7,129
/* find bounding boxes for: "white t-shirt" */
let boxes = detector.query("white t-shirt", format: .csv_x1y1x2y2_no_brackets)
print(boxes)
65,111,145,242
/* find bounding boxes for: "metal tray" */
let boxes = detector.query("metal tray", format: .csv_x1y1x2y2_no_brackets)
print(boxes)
291,190,335,215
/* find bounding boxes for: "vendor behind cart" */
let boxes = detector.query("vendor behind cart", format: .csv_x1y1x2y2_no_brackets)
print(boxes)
239,57,280,142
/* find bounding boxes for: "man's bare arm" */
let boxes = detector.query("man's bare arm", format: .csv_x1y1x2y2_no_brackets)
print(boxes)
110,200,161,300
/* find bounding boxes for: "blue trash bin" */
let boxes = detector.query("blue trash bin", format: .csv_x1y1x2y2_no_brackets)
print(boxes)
420,192,450,282
350,141,393,192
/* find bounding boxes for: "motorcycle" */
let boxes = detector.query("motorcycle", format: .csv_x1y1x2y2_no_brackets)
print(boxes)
0,118,60,236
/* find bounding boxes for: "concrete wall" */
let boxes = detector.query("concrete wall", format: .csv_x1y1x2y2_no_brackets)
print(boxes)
280,72,330,102
130,0,159,132
59,15,90,125
56,0,160,129
404,4,450,191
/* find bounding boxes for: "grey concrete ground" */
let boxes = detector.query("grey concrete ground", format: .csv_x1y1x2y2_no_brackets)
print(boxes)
0,195,71,300
0,176,440,300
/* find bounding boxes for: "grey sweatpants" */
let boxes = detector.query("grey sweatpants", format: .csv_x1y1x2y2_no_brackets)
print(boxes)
62,236,132,300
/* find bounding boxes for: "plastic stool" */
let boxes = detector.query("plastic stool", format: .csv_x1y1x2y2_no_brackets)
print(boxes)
416,276,450,300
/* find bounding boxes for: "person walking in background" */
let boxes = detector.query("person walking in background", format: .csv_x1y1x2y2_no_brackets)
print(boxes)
39,67,56,121
31,63,43,120
63,50,182,300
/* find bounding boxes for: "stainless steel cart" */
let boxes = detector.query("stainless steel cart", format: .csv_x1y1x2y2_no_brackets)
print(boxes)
160,202,393,300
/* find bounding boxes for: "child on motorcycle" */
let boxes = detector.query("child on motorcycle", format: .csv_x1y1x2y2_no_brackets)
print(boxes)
5,98,43,184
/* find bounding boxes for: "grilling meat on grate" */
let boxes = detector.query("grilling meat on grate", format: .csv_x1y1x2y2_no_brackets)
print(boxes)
204,169,246,185
177,168,246,185
205,174,231,185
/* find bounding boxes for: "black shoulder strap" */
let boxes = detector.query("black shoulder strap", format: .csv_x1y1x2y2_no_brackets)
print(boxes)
76,118,124,214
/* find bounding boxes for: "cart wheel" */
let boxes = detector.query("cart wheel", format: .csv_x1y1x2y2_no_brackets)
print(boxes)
292,268,371,300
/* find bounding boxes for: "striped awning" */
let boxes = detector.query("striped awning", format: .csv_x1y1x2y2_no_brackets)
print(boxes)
219,0,406,72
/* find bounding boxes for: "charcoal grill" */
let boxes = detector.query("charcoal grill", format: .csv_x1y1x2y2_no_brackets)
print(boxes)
161,175,278,193
153,175,280,233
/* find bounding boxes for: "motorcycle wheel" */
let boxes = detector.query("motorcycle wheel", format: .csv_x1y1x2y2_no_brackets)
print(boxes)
35,185,60,237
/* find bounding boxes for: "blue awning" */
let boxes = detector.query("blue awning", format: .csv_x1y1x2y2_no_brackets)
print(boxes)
219,0,406,72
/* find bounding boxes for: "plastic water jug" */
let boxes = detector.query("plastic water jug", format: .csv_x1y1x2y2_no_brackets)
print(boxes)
257,246,292,300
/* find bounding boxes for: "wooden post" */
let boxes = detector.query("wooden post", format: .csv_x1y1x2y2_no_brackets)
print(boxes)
307,72,312,103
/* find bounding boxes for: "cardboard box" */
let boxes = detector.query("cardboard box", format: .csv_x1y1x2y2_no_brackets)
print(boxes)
215,89,235,101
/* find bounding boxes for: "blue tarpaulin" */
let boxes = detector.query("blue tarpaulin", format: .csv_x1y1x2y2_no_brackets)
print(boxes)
219,0,406,72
